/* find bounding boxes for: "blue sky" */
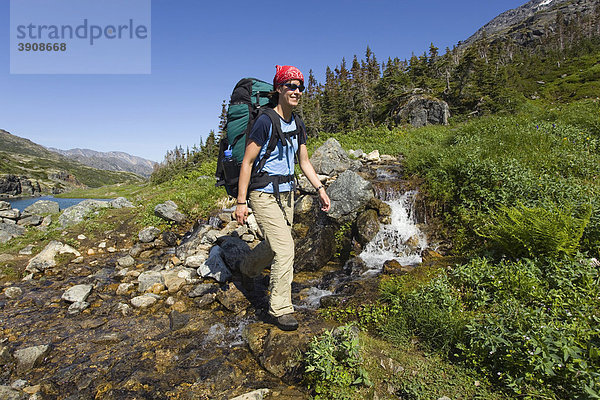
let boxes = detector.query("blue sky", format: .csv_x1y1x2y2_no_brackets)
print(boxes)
1,0,526,162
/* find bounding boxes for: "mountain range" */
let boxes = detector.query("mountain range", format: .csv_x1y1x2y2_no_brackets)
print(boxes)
48,147,156,178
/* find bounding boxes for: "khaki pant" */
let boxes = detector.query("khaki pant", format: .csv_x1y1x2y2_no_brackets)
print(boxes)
242,190,294,317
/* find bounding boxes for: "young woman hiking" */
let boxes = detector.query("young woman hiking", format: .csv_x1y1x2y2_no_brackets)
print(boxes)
234,65,330,331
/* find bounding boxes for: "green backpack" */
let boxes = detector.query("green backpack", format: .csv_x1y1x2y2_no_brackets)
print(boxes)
215,77,304,200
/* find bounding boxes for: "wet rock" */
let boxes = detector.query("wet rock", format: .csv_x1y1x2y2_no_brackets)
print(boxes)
116,283,134,295
117,255,135,268
137,271,163,293
162,231,178,247
110,197,134,208
356,209,380,245
154,200,186,224
0,222,26,243
3,286,23,299
230,389,270,400
17,214,43,226
24,200,60,215
117,302,131,316
217,235,251,272
368,197,392,223
25,240,81,273
67,301,90,315
185,253,207,268
327,170,374,222
58,199,109,227
169,310,190,331
61,284,93,303
131,294,159,308
343,257,368,276
216,282,250,314
310,138,352,176
11,380,27,390
0,201,9,210
13,344,50,372
0,386,23,400
161,267,194,294
382,260,415,275
194,292,217,308
244,323,310,379
0,345,13,365
319,294,346,308
422,249,443,260
176,224,212,260
197,246,232,283
188,283,218,298
294,216,338,272
139,226,161,243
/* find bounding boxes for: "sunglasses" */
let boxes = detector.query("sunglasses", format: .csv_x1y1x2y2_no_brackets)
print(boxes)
282,82,305,92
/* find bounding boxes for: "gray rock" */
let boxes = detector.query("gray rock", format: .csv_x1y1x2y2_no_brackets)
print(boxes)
58,199,109,227
117,302,131,316
0,222,25,243
62,284,93,303
0,209,20,220
25,240,81,273
13,344,50,371
139,226,161,243
366,150,380,162
24,200,59,215
0,386,23,400
393,94,449,127
230,389,270,400
161,267,194,293
17,214,43,226
67,301,90,315
327,170,373,222
169,310,190,331
197,246,232,283
185,253,208,268
194,292,217,308
3,286,23,299
0,201,10,210
154,201,186,224
188,283,218,298
117,255,135,268
137,270,163,293
40,215,52,227
10,380,27,390
176,224,212,260
310,138,352,176
218,235,251,272
162,231,178,246
116,283,134,295
131,294,159,308
110,197,134,208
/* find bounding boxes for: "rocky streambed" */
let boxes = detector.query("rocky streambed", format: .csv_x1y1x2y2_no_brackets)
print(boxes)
0,139,442,400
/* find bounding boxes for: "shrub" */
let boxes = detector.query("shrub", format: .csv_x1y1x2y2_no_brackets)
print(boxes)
304,324,371,399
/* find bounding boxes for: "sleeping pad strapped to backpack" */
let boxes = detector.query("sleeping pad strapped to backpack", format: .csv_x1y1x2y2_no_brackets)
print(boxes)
215,77,305,201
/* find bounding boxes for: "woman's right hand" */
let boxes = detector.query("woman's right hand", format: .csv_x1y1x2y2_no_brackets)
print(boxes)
235,203,248,225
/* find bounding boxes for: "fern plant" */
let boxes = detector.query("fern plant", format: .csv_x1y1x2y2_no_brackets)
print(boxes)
478,201,591,258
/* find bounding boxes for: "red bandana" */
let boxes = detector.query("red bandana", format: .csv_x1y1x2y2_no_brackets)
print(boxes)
273,65,304,87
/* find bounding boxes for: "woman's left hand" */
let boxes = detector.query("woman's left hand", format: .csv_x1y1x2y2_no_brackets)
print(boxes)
318,189,331,212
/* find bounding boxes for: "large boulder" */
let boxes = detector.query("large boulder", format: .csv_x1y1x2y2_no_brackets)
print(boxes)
0,175,40,197
154,200,186,224
393,94,449,127
110,197,134,208
25,240,81,273
58,199,110,227
24,200,60,215
356,209,380,246
0,222,25,244
327,170,374,222
309,138,352,176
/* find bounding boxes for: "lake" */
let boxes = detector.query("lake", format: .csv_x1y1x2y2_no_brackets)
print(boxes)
6,196,111,211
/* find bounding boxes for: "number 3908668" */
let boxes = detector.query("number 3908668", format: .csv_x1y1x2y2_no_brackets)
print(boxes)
18,43,67,51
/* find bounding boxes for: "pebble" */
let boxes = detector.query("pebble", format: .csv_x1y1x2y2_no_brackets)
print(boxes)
98,241,107,248
131,294,159,308
10,379,27,389
3,287,23,299
117,255,135,268
62,284,93,303
68,301,90,315
116,283,134,295
77,234,87,240
87,249,95,255
117,302,131,316
71,256,84,264
18,245,34,255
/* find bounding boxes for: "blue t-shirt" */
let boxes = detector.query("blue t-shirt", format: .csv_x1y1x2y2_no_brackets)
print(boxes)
249,112,307,193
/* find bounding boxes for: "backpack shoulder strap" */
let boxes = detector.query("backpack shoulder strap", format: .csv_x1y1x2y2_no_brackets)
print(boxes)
255,108,285,172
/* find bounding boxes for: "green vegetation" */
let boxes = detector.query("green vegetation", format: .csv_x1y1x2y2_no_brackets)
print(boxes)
304,324,371,399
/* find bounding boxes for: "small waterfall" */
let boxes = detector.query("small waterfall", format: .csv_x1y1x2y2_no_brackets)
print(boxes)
360,190,428,272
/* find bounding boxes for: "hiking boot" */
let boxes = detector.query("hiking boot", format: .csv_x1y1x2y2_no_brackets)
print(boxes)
274,314,298,331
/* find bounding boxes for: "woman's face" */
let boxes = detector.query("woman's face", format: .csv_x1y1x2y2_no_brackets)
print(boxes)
277,79,303,108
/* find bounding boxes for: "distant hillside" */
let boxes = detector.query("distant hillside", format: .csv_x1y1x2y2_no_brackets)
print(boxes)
462,0,599,49
49,147,156,178
0,129,145,195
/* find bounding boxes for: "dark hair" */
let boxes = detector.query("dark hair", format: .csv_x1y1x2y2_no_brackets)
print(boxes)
268,90,279,106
